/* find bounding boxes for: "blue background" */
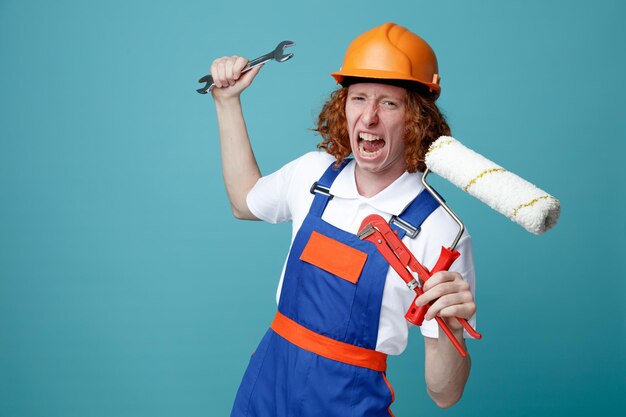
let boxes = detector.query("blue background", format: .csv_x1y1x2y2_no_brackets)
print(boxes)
1,0,624,416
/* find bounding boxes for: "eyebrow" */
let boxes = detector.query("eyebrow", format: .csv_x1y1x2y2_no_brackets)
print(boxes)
348,90,406,101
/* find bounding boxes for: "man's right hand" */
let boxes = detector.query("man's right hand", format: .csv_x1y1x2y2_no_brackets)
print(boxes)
209,56,262,100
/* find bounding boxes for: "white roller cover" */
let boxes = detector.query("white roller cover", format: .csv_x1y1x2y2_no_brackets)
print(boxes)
425,136,560,235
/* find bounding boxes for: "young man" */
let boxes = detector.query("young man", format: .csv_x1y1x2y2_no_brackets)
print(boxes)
210,22,477,416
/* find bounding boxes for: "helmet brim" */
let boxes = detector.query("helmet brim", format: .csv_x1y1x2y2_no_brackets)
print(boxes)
332,70,441,99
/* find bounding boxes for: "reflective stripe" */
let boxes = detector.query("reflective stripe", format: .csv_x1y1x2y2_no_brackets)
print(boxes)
270,311,387,372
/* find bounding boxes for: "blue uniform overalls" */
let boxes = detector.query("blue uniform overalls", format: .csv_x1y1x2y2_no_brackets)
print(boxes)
231,161,440,417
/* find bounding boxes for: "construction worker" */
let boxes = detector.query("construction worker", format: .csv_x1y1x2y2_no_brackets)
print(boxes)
209,22,477,416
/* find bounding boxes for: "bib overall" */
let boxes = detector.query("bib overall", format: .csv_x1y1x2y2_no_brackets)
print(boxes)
230,161,439,417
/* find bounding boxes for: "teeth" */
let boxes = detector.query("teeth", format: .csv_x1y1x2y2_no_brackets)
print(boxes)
358,141,382,157
359,132,380,141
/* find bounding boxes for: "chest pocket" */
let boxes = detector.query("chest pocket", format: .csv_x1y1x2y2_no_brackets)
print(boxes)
296,230,369,337
300,231,368,284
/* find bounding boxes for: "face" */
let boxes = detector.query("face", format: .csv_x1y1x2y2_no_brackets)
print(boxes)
345,83,408,182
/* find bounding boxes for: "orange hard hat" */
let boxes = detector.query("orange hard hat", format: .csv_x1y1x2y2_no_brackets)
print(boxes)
331,22,441,98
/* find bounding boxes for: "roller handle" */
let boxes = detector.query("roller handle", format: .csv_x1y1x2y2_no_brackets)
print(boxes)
405,247,482,339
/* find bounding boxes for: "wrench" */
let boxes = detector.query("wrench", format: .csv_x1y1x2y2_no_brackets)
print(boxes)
196,40,295,94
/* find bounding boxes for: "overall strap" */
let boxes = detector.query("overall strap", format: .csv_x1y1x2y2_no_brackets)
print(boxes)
308,159,352,217
390,188,443,239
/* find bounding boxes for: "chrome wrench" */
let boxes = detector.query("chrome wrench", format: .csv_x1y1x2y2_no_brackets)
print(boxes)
196,40,295,94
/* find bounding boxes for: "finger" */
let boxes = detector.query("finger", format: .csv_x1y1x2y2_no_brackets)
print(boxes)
416,279,469,307
224,58,237,86
210,59,220,88
424,292,474,319
435,301,476,321
233,56,248,80
238,63,263,86
211,56,227,88
216,58,228,88
422,271,459,292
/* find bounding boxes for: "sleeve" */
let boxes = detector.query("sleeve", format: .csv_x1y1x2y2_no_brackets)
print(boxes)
419,233,478,339
246,158,301,224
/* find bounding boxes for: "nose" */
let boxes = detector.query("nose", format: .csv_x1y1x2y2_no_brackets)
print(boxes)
361,102,379,126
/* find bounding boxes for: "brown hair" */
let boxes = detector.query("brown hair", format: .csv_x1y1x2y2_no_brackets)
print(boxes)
315,86,450,172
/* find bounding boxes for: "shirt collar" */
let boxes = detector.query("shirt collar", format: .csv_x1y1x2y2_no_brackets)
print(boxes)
329,160,426,216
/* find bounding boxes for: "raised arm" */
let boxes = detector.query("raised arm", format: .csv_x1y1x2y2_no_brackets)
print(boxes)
210,56,263,220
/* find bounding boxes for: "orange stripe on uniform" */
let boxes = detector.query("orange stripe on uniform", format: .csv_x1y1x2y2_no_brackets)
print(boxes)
270,311,387,372
382,373,396,417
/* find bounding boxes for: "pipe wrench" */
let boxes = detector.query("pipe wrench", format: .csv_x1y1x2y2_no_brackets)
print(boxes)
358,214,481,357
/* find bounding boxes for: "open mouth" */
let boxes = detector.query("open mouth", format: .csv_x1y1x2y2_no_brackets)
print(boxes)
358,132,386,157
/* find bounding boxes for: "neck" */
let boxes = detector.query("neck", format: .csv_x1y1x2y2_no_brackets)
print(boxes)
354,165,406,198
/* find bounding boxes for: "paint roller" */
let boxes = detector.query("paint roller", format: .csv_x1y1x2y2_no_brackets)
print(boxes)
424,136,560,235
378,136,561,340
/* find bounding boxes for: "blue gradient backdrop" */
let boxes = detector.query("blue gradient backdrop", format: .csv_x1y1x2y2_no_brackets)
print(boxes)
1,0,624,416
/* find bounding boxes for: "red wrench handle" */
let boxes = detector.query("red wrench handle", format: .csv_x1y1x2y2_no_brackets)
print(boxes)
406,247,482,339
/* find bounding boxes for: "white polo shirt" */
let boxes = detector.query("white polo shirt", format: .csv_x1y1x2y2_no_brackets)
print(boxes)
247,151,477,355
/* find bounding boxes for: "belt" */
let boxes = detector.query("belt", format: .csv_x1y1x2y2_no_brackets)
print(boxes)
270,311,387,372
